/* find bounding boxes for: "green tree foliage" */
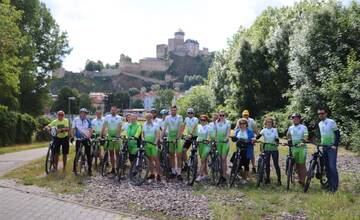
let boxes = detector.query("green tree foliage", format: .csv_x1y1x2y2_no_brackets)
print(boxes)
176,86,215,117
153,89,174,110
10,0,71,116
104,92,130,112
0,0,25,110
128,87,140,96
52,87,80,114
183,74,205,90
85,59,104,72
131,99,144,109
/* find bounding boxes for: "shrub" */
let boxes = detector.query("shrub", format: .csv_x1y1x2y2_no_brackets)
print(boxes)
35,116,52,142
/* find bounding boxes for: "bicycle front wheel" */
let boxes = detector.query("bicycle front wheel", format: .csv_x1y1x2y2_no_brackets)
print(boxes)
256,157,265,187
187,156,198,186
74,148,83,175
129,156,149,186
286,158,294,190
45,144,55,174
210,155,221,185
304,159,316,192
101,151,109,177
229,158,240,187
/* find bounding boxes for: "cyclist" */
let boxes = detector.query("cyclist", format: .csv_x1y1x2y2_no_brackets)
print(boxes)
242,110,259,174
143,113,161,182
150,108,162,127
71,108,93,176
122,113,131,136
286,113,309,186
161,105,184,181
196,115,210,182
182,108,199,171
232,118,255,184
91,109,105,159
318,107,340,192
101,106,123,174
126,114,142,163
216,110,231,184
158,109,169,132
45,110,69,171
258,117,281,186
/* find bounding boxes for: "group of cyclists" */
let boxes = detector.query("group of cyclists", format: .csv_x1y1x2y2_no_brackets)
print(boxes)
45,105,340,192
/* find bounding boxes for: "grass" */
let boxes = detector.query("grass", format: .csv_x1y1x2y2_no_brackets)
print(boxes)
3,137,359,219
0,142,48,155
3,147,87,194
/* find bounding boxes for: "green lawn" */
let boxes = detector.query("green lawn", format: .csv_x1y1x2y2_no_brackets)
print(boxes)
0,142,48,155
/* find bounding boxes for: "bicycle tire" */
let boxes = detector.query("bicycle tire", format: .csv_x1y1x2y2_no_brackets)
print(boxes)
304,159,316,192
45,144,54,174
129,156,149,186
187,156,198,186
286,158,294,190
229,158,240,187
101,151,109,177
117,152,127,182
210,155,221,186
74,147,83,175
256,157,265,187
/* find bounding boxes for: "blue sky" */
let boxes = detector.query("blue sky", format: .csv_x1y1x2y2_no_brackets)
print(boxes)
42,0,353,72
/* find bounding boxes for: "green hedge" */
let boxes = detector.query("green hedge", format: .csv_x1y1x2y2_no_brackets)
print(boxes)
35,116,52,142
0,106,37,146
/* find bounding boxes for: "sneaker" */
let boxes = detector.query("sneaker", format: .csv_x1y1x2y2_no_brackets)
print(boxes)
195,175,203,182
202,175,209,181
156,175,161,182
177,175,183,182
240,179,248,185
147,174,155,180
252,167,257,174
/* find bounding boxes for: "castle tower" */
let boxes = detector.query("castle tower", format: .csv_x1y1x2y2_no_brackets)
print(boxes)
168,28,185,52
174,28,185,40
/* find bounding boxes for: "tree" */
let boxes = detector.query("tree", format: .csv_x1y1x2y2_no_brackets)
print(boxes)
0,0,25,110
85,59,104,72
153,89,174,110
128,87,140,96
79,93,92,112
52,87,80,114
104,92,130,112
176,86,215,117
11,0,71,116
131,99,144,109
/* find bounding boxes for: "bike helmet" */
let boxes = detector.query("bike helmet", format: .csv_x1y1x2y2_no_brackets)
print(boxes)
187,108,194,114
160,109,169,116
291,113,301,118
150,108,157,113
79,108,89,114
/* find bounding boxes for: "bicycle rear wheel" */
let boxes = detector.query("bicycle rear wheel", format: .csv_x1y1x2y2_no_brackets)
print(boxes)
304,159,316,192
256,157,265,187
129,156,149,186
187,156,198,186
286,158,294,190
45,144,55,174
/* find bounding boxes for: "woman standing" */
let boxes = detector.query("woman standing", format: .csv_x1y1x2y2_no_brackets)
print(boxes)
258,117,281,185
234,118,255,184
216,110,231,184
196,115,210,182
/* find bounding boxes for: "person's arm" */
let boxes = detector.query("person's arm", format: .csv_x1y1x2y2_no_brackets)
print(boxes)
134,124,141,138
253,120,259,135
101,119,107,137
117,122,122,137
303,126,309,143
274,128,279,144
286,128,292,147
155,127,160,145
177,117,184,139
332,121,340,148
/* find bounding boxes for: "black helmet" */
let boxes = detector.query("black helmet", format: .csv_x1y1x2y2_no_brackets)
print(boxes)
291,113,301,118
150,108,157,113
160,109,169,116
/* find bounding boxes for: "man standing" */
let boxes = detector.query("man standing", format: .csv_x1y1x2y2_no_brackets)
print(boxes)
161,105,184,181
71,108,93,176
182,108,198,170
91,109,105,158
101,106,122,174
242,110,258,173
286,113,308,186
318,107,340,192
45,111,69,171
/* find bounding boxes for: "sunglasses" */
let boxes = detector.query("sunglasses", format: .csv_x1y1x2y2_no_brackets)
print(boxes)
187,112,194,114
200,119,206,122
240,122,247,125
219,115,225,117
58,114,64,116
318,112,325,115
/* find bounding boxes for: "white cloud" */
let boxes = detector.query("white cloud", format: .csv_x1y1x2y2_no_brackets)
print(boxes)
43,0,301,71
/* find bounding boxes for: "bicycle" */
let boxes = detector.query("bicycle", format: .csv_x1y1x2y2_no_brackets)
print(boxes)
129,137,151,186
45,127,58,174
74,137,91,175
184,137,200,186
91,134,102,170
116,135,130,182
159,136,172,182
207,140,222,185
284,142,296,190
101,136,122,177
304,144,328,192
229,139,248,187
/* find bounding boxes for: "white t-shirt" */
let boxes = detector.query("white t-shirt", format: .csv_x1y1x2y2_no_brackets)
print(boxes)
208,122,217,139
103,114,123,136
72,117,92,138
184,117,199,136
143,122,159,140
236,129,248,140
91,117,104,134
197,124,209,141
319,118,338,146
247,117,257,132
287,124,308,145
164,115,183,132
260,128,279,144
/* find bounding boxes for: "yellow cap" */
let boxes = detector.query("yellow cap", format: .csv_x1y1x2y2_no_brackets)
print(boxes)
242,110,249,116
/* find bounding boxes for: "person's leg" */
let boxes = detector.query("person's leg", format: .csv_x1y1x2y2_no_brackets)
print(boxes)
62,137,69,171
243,158,250,180
251,154,256,173
272,151,281,184
53,138,61,170
84,140,92,172
326,147,339,191
182,139,191,166
265,151,271,183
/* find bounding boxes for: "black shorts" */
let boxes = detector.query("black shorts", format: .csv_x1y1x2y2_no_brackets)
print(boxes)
53,137,69,155
239,150,250,172
183,136,198,150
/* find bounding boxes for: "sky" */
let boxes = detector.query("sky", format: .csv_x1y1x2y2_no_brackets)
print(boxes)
42,0,352,72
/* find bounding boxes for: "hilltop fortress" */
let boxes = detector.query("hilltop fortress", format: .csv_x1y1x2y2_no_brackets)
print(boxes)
119,29,209,74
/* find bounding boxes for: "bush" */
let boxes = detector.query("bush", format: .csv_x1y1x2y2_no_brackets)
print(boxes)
0,106,37,146
35,116,52,142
